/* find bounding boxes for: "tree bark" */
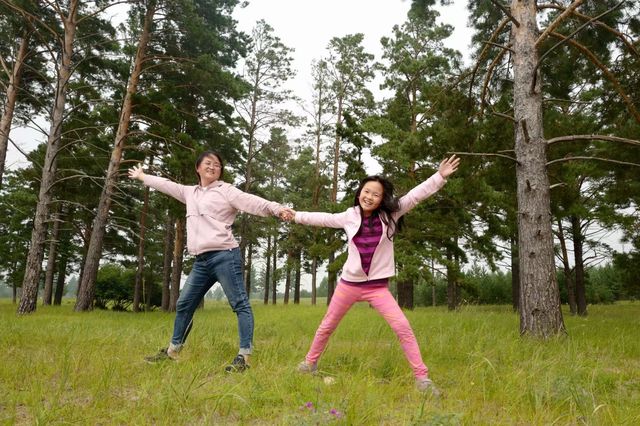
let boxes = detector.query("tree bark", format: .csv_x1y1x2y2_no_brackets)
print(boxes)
133,184,150,312
245,242,253,295
511,0,565,337
161,214,174,311
446,250,458,311
284,250,292,304
311,257,318,305
510,236,520,312
0,30,30,188
271,236,277,304
75,3,156,311
43,209,61,305
263,235,271,305
18,1,79,314
571,215,587,316
53,254,68,305
294,250,301,304
557,219,577,314
170,217,185,312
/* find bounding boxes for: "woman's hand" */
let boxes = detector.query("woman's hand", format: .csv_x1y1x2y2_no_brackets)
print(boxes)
438,155,460,179
279,207,296,221
128,164,146,181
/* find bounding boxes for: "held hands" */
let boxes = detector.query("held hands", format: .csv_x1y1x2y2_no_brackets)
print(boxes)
128,164,146,181
438,155,460,179
278,207,296,222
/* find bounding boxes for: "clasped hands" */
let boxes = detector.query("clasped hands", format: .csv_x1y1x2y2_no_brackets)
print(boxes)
278,207,296,222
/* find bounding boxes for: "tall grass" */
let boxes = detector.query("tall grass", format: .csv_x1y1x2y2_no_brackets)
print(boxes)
1,299,639,425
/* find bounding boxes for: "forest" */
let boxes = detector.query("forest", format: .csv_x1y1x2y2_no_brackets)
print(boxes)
1,0,639,339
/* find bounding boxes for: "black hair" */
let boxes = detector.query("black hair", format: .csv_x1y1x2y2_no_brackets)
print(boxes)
353,175,403,239
195,151,224,184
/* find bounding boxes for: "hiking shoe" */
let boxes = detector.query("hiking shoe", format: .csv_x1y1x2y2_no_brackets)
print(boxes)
297,361,317,374
416,378,440,396
225,354,249,373
144,348,176,363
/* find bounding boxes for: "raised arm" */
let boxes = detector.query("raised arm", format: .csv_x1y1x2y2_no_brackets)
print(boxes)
293,210,350,229
398,155,460,215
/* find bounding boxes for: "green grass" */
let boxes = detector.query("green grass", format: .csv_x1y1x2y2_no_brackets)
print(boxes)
1,300,639,425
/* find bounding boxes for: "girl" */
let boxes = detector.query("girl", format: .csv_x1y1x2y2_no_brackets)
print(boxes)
290,155,460,393
128,151,291,372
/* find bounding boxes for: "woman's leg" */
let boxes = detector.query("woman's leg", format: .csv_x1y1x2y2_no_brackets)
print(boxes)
169,256,213,352
214,248,254,356
305,282,360,365
364,286,429,379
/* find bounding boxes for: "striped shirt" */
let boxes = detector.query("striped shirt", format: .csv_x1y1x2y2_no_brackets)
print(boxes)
342,214,389,287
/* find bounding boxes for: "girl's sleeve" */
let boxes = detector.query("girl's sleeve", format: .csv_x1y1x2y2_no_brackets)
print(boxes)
143,175,187,204
294,210,350,229
397,172,446,216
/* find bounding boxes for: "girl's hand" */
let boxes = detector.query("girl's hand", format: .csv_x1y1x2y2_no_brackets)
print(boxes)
438,155,460,179
128,164,146,181
279,207,296,221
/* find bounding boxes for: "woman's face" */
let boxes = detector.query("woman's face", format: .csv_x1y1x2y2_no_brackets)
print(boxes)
358,180,384,217
196,154,222,186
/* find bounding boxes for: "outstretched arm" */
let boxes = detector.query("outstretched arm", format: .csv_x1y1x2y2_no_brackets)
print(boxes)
127,163,186,203
398,155,460,215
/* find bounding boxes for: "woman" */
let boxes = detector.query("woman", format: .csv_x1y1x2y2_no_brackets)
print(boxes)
288,155,460,393
128,151,291,372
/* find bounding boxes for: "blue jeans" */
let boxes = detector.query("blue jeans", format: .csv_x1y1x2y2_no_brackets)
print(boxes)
169,248,253,355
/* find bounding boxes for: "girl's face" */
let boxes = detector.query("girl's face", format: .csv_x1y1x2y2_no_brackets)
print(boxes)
196,155,222,186
358,180,384,217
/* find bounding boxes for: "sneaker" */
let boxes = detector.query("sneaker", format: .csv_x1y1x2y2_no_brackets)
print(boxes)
297,361,317,374
144,348,176,363
225,354,249,373
416,378,440,396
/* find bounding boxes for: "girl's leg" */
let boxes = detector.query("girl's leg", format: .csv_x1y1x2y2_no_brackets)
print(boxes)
364,286,429,379
305,282,360,365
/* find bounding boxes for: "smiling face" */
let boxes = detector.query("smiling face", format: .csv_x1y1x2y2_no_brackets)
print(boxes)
358,180,384,217
196,154,222,186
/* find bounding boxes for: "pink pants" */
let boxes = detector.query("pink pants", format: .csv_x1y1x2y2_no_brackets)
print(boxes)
305,281,429,379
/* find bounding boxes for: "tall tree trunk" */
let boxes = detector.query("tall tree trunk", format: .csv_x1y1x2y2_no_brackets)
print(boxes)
75,3,156,311
510,236,520,312
263,236,271,305
161,214,174,311
0,30,30,188
512,0,565,337
170,217,185,312
284,250,292,304
245,242,253,295
446,250,458,311
327,251,336,305
294,250,301,304
397,276,414,309
557,219,577,314
311,257,318,305
271,236,277,304
571,215,587,316
133,184,150,312
18,2,79,314
53,254,68,305
43,209,61,305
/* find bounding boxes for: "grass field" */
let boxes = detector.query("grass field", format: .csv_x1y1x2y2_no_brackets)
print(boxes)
1,299,639,425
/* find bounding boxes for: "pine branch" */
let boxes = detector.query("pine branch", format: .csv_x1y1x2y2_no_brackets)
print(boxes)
489,0,520,27
547,134,640,147
538,2,639,58
536,0,585,48
531,1,626,93
447,151,520,163
547,156,640,167
468,17,510,101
